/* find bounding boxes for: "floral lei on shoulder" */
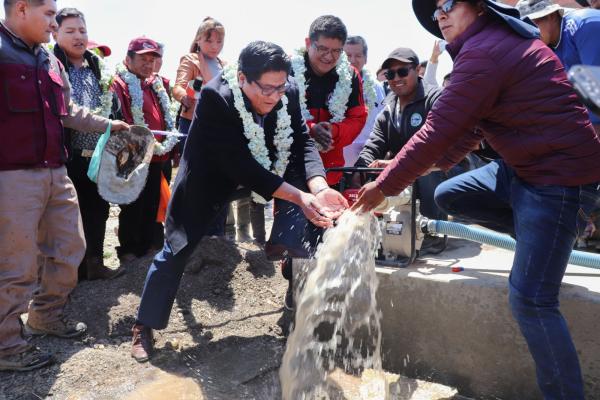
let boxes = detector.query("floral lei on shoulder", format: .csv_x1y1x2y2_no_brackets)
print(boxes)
222,64,294,203
361,67,379,113
91,57,116,118
290,48,353,124
115,63,179,156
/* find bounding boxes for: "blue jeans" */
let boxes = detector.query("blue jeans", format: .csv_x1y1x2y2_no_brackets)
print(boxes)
434,160,592,400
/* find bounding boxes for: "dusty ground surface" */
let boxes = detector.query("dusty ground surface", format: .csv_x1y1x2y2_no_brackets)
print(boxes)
0,206,467,400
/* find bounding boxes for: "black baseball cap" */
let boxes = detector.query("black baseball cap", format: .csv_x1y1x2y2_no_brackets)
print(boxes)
381,48,420,70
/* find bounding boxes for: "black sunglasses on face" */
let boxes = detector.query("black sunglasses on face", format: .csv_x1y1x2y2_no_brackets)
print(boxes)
432,0,464,21
384,66,414,80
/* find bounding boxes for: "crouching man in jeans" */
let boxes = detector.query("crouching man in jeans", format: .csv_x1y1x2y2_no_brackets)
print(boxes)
0,0,128,371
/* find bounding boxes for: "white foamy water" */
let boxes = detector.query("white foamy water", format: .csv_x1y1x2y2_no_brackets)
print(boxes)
280,211,385,400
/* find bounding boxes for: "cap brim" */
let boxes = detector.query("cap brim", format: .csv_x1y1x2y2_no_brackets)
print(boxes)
525,6,564,21
98,46,112,57
381,56,415,70
134,49,161,56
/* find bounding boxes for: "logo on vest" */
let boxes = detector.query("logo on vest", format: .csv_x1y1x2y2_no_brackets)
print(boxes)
410,113,423,127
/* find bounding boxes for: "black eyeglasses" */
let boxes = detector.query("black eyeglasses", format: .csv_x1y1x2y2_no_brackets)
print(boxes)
311,43,344,58
431,0,464,21
253,80,289,96
384,66,414,80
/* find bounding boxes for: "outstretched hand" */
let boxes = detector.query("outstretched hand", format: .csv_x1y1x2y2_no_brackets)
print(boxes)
350,181,386,214
110,120,130,132
315,188,349,220
299,192,334,228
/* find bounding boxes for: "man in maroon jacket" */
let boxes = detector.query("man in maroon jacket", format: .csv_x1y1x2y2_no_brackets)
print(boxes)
353,0,600,398
0,0,128,372
111,37,175,262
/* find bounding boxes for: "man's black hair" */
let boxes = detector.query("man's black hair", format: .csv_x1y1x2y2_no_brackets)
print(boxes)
56,7,86,27
420,60,428,69
308,15,347,43
238,41,291,83
345,35,368,57
4,0,53,13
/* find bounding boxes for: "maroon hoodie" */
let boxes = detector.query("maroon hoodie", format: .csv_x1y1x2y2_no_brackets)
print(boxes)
376,15,600,196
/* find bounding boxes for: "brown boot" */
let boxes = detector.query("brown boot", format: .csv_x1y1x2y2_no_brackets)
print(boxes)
25,317,87,339
85,256,125,280
131,324,154,363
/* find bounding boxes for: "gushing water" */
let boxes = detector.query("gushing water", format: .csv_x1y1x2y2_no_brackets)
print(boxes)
280,212,385,399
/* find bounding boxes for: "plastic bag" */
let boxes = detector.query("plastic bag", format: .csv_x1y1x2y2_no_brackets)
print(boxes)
87,122,112,183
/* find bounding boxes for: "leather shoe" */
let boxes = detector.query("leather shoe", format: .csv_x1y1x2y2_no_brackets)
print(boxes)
131,324,154,363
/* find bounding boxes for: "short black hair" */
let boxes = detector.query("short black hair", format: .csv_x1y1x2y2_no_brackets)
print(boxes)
126,50,136,59
56,7,85,27
345,35,368,57
4,0,52,13
308,15,347,43
238,41,291,83
420,60,428,69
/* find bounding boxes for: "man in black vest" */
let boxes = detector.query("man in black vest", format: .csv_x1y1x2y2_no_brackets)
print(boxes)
130,41,347,363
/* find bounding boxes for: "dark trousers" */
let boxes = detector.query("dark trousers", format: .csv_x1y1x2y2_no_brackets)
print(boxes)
434,160,594,400
118,161,163,257
66,154,110,258
137,240,193,329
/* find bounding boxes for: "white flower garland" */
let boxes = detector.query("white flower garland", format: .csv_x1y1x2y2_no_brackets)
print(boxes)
115,63,179,156
361,68,379,114
290,48,353,151
222,64,294,203
90,58,115,118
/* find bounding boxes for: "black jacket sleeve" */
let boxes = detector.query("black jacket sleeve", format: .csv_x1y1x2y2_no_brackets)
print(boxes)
354,106,391,167
194,84,285,201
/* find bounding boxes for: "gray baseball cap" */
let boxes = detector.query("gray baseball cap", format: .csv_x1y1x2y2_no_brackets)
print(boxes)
516,0,564,20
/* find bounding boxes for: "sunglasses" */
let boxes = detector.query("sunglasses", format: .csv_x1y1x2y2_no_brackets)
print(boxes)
384,66,414,80
431,0,464,21
254,80,290,96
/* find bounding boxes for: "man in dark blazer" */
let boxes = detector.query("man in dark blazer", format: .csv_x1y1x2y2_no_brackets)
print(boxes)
130,41,348,362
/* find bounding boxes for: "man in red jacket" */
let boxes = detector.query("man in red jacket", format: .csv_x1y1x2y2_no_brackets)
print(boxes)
268,15,367,310
290,15,368,187
354,0,600,398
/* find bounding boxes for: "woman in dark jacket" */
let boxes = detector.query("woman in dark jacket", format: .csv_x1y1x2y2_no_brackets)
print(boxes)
353,1,600,398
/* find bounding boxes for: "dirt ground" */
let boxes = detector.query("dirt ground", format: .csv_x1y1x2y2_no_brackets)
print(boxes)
0,205,294,400
0,206,466,400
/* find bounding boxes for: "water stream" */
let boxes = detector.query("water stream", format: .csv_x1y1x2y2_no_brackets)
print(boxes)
280,211,386,399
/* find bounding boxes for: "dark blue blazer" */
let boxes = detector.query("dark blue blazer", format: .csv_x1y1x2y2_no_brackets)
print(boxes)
165,76,325,254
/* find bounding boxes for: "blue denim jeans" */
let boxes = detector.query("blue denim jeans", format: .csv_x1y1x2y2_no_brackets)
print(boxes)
434,160,594,400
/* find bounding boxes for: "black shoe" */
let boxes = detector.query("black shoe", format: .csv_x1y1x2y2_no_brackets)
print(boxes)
284,280,294,311
0,346,54,372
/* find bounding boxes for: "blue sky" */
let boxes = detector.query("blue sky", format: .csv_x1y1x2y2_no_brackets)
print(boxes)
2,0,454,82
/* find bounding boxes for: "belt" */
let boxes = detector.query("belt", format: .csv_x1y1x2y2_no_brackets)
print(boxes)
74,149,95,158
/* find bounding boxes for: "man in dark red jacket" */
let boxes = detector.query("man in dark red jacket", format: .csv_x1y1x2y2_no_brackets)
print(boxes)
353,1,600,398
111,37,176,262
0,0,128,372
291,15,367,187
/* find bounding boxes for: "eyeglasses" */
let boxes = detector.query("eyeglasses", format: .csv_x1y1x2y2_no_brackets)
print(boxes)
311,43,344,58
431,0,464,21
253,80,289,96
384,66,415,80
